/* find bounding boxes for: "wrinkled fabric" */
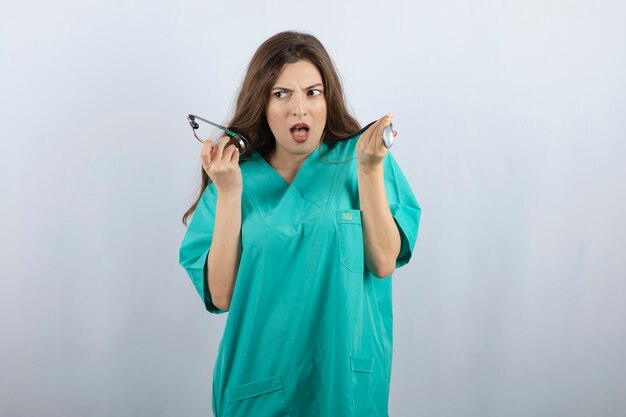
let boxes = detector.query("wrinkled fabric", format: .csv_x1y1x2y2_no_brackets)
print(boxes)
179,136,421,417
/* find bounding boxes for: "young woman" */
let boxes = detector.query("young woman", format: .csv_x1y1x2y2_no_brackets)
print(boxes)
180,31,421,417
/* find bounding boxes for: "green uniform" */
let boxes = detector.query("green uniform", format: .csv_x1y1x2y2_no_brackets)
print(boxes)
179,136,421,417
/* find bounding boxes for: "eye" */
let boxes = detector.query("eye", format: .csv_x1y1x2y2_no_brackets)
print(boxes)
273,91,288,98
308,89,323,96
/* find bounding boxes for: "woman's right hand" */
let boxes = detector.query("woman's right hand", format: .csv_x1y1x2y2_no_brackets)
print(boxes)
201,136,242,194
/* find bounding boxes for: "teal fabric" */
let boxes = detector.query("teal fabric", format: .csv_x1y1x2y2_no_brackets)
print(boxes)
179,136,421,417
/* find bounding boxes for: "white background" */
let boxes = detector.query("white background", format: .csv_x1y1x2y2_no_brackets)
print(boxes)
1,0,625,416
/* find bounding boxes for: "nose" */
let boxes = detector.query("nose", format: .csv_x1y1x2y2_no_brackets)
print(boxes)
290,91,307,116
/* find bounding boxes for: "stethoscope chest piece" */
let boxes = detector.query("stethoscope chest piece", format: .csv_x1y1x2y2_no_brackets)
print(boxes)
382,123,395,149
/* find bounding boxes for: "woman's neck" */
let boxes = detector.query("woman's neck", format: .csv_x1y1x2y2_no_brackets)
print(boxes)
267,147,309,172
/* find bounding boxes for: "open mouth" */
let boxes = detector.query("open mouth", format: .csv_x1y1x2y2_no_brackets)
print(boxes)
290,123,310,142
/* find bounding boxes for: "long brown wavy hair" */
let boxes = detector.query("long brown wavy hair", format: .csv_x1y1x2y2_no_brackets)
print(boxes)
182,31,361,226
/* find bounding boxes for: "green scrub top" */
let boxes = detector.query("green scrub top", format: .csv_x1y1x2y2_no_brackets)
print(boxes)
179,136,421,417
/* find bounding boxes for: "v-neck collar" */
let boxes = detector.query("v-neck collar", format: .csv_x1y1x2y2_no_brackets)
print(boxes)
243,142,339,216
253,142,328,186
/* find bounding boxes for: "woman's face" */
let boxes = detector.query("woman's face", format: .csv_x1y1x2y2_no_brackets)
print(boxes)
266,60,327,160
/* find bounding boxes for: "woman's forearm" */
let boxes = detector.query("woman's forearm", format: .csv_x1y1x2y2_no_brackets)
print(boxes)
206,191,242,310
358,165,401,278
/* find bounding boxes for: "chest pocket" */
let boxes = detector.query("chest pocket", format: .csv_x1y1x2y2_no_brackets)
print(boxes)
337,210,365,274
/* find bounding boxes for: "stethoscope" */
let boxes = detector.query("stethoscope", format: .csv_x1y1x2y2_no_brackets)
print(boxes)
343,120,395,149
187,114,395,161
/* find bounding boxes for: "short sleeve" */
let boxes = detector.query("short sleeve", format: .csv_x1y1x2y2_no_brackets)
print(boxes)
178,182,226,314
383,151,421,268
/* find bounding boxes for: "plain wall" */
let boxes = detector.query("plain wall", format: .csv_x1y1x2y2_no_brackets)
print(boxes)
1,0,625,416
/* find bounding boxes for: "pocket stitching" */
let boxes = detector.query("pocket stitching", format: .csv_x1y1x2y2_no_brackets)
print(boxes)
351,356,375,416
351,356,374,373
337,210,364,273
226,375,285,402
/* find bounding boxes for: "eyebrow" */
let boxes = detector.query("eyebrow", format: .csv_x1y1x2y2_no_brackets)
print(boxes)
271,83,323,92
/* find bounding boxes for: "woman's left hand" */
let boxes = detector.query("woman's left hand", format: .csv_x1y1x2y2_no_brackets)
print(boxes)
356,113,396,171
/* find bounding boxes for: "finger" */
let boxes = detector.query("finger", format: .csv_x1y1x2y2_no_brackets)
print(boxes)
200,139,214,170
375,115,395,152
381,113,393,131
377,114,394,146
229,146,240,163
212,135,228,148
226,143,239,161
213,136,230,161
362,118,382,147
223,143,237,162
368,115,389,148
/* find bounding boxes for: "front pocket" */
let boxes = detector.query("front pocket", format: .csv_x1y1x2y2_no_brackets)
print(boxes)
337,210,365,273
225,375,292,417
351,356,374,373
351,356,375,416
